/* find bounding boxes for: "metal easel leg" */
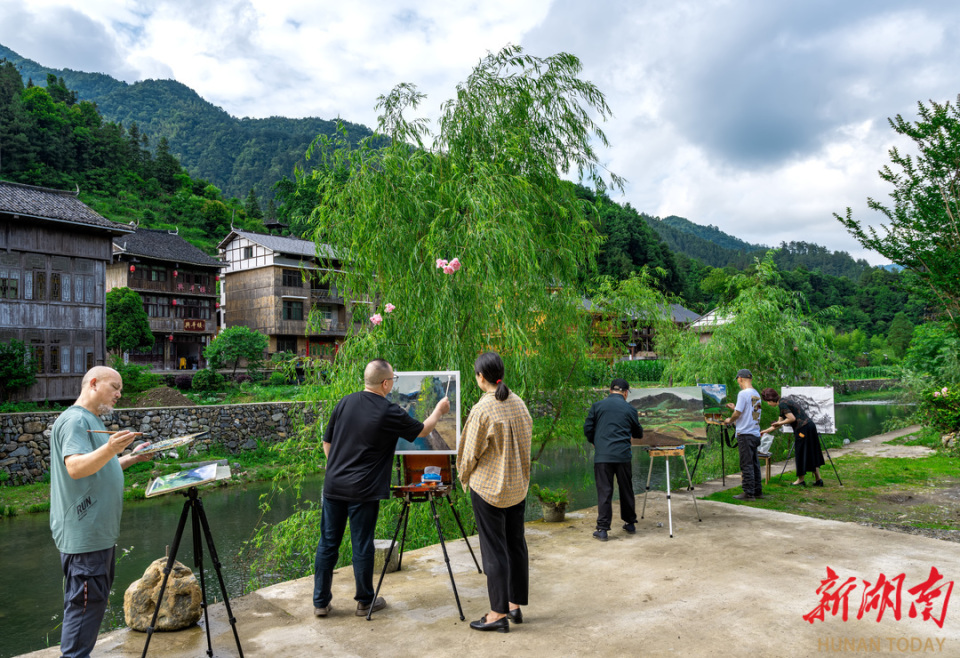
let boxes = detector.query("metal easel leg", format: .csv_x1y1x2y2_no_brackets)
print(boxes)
665,457,674,539
444,494,481,573
368,497,410,621
681,452,702,522
428,494,466,621
640,452,655,520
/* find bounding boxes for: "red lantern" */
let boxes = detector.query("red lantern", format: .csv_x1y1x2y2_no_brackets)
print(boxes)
172,299,177,306
215,302,220,309
215,275,220,281
173,270,178,277
129,265,135,273
168,335,173,342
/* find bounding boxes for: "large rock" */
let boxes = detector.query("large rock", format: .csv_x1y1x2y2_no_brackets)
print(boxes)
124,557,202,632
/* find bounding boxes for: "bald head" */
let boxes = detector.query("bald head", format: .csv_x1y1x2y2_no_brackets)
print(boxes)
77,366,124,414
363,359,393,387
82,366,120,389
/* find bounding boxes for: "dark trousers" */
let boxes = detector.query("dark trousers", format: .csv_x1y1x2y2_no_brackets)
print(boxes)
594,461,637,530
470,490,529,614
60,546,115,658
737,433,762,496
313,497,380,608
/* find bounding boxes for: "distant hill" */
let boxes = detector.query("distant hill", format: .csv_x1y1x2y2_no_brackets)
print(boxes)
0,43,378,201
645,214,871,279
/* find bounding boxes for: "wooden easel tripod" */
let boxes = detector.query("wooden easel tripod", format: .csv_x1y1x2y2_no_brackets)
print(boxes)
367,455,481,621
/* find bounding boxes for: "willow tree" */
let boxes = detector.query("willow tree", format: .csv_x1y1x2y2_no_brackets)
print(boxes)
249,46,621,580
661,253,836,393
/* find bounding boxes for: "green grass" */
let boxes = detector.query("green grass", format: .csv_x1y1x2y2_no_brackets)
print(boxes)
835,387,907,403
702,452,960,532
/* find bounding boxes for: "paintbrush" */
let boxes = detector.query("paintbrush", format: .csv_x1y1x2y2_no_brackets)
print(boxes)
86,430,143,435
445,375,451,397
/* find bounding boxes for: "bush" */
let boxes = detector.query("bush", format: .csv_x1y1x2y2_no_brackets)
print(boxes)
916,386,960,434
174,374,193,390
192,368,225,391
581,359,612,386
235,374,252,384
269,371,288,387
530,483,570,504
110,358,162,395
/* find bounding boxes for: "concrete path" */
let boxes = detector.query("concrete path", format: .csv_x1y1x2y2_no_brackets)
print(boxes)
26,425,957,657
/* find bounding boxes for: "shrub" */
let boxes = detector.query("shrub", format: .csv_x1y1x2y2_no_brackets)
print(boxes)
235,374,252,384
612,359,666,384
269,371,288,387
110,358,162,395
916,386,960,434
174,374,193,390
530,483,570,505
192,368,225,391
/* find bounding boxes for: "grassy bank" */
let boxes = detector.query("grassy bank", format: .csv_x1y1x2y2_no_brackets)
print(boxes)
835,387,908,403
702,442,959,533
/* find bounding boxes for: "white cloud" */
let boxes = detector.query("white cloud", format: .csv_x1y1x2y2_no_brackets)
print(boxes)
2,0,959,266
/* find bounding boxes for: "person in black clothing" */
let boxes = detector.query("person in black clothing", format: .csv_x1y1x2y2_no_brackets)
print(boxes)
583,378,643,541
759,388,825,487
313,359,450,618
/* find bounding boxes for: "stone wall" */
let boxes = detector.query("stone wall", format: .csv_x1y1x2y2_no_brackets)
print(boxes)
0,402,316,486
836,378,900,394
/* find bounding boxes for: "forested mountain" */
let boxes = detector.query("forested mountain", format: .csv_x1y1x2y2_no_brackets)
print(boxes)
0,43,377,200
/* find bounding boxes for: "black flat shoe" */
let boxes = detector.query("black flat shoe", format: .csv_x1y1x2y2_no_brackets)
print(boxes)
508,608,523,624
470,614,509,633
791,481,806,487
813,479,824,487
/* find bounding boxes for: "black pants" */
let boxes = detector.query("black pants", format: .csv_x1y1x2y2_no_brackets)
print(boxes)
470,490,528,614
737,433,762,496
313,497,380,608
594,461,637,530
60,546,115,658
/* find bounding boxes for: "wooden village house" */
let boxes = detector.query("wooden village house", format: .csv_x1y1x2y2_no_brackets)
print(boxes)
0,181,132,402
582,297,701,361
218,229,350,359
107,228,223,370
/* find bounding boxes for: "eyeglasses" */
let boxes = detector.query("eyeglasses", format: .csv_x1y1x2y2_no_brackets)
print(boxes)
381,374,399,384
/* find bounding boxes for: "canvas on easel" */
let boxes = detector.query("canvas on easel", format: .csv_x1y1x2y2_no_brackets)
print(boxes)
145,463,231,497
390,370,461,454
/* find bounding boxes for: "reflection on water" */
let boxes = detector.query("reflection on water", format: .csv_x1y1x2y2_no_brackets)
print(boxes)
0,402,911,657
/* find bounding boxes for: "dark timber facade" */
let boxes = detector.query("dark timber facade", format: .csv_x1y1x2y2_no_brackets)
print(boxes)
0,181,132,402
108,228,223,370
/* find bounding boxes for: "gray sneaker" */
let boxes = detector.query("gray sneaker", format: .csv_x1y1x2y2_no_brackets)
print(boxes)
314,604,332,617
356,597,387,616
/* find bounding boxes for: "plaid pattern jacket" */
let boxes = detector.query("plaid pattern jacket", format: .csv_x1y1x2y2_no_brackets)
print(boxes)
457,391,532,508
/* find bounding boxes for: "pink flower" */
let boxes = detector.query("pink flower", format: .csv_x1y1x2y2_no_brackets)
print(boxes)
450,257,461,271
942,387,949,395
436,258,448,269
385,303,395,313
443,265,455,274
934,391,941,398
370,313,383,325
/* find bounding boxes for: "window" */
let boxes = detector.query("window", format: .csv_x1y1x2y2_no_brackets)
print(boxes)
283,300,304,321
276,336,298,353
149,267,167,282
33,271,46,300
86,349,94,371
316,305,334,321
61,274,71,302
32,345,45,374
49,345,60,373
282,269,302,288
0,270,18,299
51,273,61,301
243,246,253,259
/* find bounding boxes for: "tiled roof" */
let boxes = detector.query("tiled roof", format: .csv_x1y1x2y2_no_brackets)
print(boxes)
688,308,734,329
0,180,132,233
114,228,222,267
581,297,701,324
220,229,336,260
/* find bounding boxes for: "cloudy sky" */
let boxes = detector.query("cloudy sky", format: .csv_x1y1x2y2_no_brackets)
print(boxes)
3,0,960,264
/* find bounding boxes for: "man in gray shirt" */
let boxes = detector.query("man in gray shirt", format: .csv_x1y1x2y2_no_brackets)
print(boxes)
724,368,762,501
50,366,152,657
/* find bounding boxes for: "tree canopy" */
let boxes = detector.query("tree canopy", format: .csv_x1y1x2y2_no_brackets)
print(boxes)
204,326,268,376
837,96,960,333
105,288,154,356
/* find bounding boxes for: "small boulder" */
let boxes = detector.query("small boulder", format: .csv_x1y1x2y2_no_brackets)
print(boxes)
124,557,202,632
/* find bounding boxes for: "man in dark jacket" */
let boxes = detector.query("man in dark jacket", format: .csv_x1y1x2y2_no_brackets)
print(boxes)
583,378,644,541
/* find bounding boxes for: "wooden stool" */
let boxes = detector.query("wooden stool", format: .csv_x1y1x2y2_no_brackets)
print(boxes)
760,455,771,484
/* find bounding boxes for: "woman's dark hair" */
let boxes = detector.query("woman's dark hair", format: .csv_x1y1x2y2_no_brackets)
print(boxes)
475,351,510,401
760,388,780,403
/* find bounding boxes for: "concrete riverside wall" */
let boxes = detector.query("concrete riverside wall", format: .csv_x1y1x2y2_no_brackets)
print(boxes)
0,402,316,486
837,378,900,393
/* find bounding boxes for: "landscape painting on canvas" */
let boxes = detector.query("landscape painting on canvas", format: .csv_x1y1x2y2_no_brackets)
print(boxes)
389,371,461,455
626,386,708,446
699,383,727,425
780,386,836,434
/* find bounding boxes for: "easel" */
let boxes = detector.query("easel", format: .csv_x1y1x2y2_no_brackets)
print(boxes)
775,430,843,486
141,486,243,658
639,446,702,538
368,454,482,621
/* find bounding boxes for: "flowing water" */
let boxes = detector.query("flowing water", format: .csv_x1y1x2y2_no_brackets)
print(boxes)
0,402,910,657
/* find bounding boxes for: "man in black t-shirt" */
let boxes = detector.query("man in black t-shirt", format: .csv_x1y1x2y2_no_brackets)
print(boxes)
313,359,450,618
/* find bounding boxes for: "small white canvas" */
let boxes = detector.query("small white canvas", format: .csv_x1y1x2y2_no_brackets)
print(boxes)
780,386,836,434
